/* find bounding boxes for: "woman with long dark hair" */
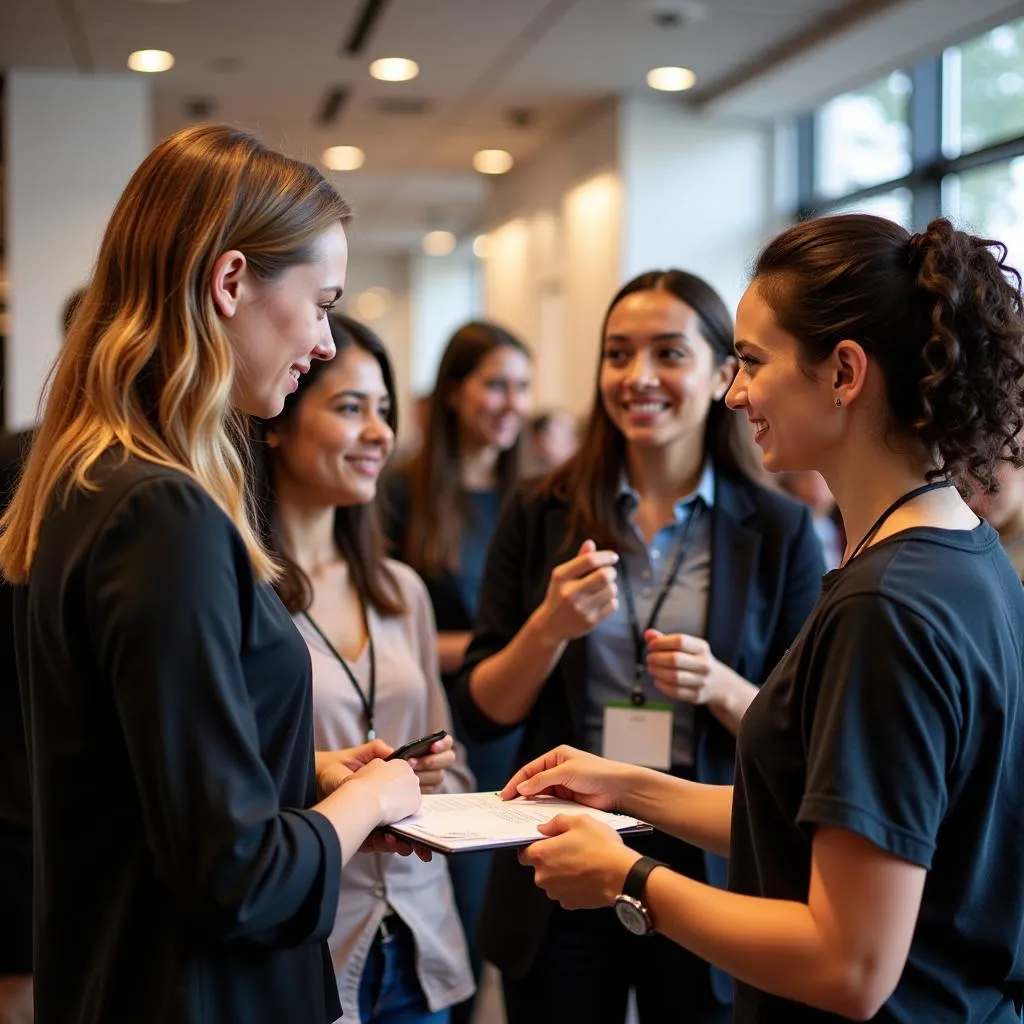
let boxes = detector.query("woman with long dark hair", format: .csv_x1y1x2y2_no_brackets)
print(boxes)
509,216,1024,1023
257,314,475,1024
385,321,532,1021
451,270,825,1023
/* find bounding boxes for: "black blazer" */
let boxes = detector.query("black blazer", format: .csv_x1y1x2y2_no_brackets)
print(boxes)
17,452,342,1023
450,470,825,993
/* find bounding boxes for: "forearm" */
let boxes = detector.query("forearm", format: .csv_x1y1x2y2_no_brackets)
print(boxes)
437,631,472,675
313,780,384,868
707,664,760,736
469,609,566,726
620,766,733,856
643,871,875,1018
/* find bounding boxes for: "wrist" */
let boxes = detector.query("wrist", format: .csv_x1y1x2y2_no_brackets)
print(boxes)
527,605,565,650
705,658,736,712
330,774,386,828
604,847,643,905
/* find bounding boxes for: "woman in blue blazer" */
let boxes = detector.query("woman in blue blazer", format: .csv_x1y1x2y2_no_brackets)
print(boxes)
451,269,824,1024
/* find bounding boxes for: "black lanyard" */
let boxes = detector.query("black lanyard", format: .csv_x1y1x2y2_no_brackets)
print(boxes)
844,479,953,566
303,605,377,741
618,500,705,706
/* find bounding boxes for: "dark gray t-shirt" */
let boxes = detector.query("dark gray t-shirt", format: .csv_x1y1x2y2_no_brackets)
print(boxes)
730,523,1024,1023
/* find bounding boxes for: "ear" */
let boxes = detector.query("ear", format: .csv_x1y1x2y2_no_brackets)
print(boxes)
712,354,738,402
264,429,281,449
831,340,869,406
210,249,249,319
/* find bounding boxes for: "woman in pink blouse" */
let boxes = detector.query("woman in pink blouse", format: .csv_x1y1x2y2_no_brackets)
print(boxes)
257,314,475,1024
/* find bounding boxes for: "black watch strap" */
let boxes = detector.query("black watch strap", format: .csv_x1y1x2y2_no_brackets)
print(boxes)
622,855,666,900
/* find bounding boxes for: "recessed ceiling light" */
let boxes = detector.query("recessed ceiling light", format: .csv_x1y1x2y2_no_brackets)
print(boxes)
472,235,492,258
646,66,696,92
473,150,514,175
127,49,175,73
353,287,393,321
323,146,365,171
369,57,419,83
422,231,456,257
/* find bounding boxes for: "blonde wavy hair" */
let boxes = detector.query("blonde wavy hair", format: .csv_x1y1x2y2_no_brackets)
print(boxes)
0,123,352,584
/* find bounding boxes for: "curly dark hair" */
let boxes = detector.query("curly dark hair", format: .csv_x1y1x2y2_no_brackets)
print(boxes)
753,214,1024,493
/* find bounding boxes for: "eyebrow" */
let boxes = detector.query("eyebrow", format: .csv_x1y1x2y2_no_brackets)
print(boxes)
328,389,391,403
604,331,690,343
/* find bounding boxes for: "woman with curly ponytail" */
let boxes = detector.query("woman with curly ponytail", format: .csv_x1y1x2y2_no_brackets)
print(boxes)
501,214,1024,1022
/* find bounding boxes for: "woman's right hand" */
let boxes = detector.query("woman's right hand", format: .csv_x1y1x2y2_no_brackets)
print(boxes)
349,757,423,826
500,745,634,813
534,540,619,644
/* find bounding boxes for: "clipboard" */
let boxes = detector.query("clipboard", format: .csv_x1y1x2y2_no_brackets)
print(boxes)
385,791,653,855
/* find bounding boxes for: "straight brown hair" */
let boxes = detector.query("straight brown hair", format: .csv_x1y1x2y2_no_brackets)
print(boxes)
400,321,530,578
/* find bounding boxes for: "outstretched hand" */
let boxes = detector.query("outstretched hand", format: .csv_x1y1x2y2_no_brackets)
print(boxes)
500,745,633,812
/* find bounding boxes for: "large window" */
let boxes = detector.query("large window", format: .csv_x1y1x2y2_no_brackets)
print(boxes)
798,16,1024,270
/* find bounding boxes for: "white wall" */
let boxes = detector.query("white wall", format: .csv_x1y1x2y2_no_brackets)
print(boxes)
408,250,481,394
339,250,415,442
619,96,774,311
6,70,151,429
481,100,623,416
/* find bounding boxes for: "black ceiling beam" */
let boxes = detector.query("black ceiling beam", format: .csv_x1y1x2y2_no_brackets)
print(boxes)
341,0,393,57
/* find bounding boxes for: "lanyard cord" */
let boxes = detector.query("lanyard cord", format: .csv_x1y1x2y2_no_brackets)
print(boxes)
843,480,954,567
303,602,378,740
618,501,705,705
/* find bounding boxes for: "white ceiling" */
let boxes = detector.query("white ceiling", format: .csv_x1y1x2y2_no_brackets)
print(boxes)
1,0,1016,253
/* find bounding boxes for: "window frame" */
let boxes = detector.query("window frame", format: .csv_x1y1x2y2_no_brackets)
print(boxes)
796,34,1024,232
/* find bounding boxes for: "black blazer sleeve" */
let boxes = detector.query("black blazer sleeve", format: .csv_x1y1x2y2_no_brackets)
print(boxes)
86,477,341,948
450,488,548,742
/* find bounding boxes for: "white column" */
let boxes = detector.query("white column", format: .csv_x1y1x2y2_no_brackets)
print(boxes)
408,250,481,396
5,70,151,429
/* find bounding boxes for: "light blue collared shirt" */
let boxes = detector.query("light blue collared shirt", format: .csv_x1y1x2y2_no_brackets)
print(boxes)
583,463,715,767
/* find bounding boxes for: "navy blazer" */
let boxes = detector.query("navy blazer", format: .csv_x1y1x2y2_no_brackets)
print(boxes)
450,469,825,996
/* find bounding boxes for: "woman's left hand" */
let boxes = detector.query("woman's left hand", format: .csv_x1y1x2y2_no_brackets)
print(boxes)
644,628,723,705
518,815,640,910
408,734,456,793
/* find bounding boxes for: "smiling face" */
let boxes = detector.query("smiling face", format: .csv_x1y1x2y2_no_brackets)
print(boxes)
450,345,532,451
224,222,349,418
268,344,394,508
599,289,734,455
727,280,840,474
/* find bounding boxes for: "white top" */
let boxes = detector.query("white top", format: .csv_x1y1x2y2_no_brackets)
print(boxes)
295,559,475,1023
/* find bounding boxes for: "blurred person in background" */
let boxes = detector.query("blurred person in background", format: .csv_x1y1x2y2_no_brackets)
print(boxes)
451,269,824,1024
257,313,475,1024
523,408,580,479
384,321,532,1024
0,285,86,1024
777,469,844,570
969,460,1024,577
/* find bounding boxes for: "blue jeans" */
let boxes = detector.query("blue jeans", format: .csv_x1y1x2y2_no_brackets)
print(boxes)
358,916,450,1024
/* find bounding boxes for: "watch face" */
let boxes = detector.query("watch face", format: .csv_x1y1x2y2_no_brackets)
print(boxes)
614,896,650,936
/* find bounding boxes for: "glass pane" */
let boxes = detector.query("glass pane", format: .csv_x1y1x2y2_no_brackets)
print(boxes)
946,17,1024,158
816,72,912,198
828,187,913,228
944,157,1024,275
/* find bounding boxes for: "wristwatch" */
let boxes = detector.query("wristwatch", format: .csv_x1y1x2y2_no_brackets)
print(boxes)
613,855,665,936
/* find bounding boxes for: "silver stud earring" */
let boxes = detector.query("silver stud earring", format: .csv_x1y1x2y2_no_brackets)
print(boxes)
835,397,842,408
